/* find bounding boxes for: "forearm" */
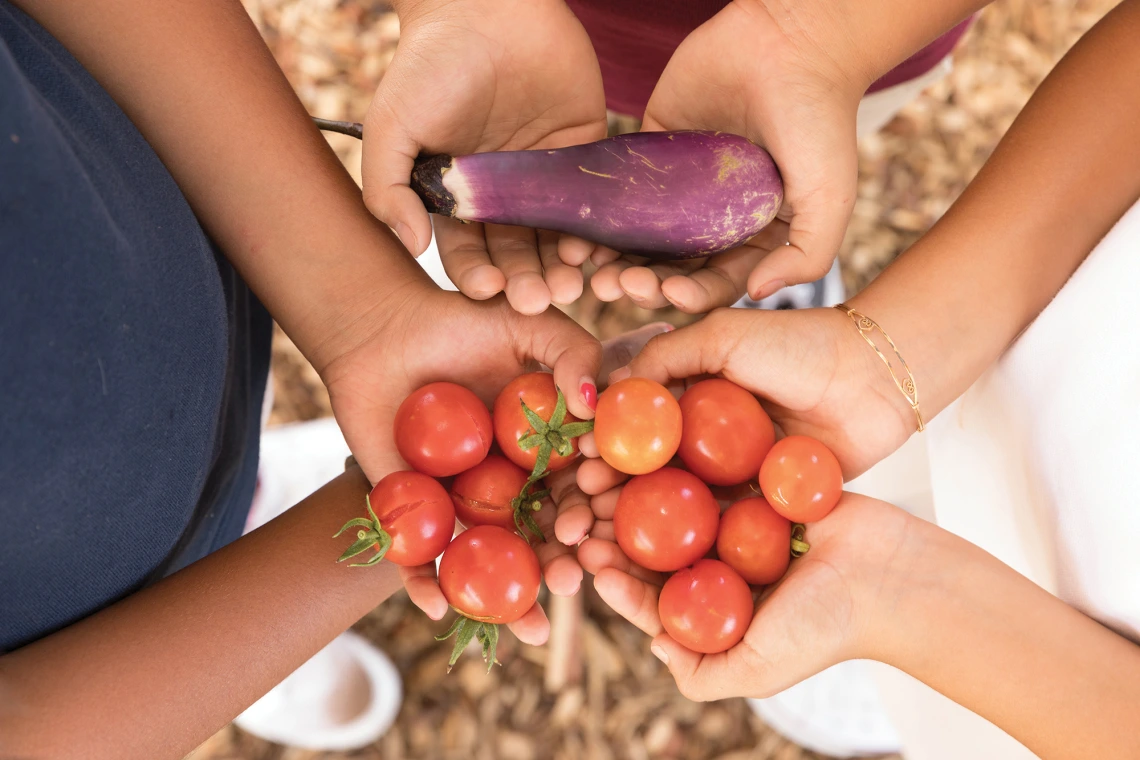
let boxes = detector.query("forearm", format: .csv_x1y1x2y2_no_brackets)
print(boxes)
14,0,428,371
0,469,402,760
867,517,1140,758
849,0,1140,420
756,0,986,90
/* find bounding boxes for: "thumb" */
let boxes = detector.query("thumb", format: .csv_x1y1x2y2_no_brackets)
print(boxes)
361,104,434,257
649,634,716,702
622,312,734,386
746,122,857,298
513,309,603,421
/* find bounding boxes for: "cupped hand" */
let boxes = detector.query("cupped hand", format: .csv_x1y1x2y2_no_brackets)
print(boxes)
584,493,919,701
318,276,601,643
576,307,917,505
363,0,607,315
589,0,865,312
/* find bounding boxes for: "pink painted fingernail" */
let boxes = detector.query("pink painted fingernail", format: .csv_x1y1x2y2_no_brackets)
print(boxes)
581,381,597,411
651,644,670,665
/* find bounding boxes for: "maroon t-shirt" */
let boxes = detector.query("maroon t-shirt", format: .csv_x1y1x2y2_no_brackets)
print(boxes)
567,0,973,116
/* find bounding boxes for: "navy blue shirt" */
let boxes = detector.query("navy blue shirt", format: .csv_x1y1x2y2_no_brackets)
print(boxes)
0,1,271,651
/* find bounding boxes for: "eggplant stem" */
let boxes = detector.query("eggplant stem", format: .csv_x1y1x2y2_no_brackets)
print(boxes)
313,117,362,140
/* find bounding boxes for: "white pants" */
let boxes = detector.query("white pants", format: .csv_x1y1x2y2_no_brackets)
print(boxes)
850,198,1140,759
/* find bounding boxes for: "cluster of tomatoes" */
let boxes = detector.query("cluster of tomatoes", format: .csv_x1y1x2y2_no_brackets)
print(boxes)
593,376,842,655
335,372,590,670
335,371,843,667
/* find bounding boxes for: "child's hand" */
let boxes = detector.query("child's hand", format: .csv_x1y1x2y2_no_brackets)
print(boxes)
581,493,917,700
575,307,917,505
363,0,606,315
590,0,864,312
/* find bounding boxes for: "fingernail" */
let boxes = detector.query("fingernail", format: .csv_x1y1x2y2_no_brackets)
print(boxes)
610,366,632,383
753,279,786,300
651,644,670,665
580,381,597,412
394,222,418,255
663,323,675,332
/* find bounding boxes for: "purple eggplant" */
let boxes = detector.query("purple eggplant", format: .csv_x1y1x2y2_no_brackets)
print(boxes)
409,131,783,260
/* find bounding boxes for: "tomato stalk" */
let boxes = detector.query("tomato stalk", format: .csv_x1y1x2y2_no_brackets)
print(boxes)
790,523,811,557
436,615,501,673
333,494,394,567
509,482,549,543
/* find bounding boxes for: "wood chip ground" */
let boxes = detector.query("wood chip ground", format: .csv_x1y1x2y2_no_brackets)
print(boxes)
191,1,1117,757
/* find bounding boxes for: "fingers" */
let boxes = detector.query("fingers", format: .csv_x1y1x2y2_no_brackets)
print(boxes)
659,246,767,313
515,309,602,420
599,322,675,381
530,494,585,595
506,601,551,646
590,258,637,302
486,224,551,315
579,539,662,584
593,568,665,637
617,267,671,309
360,104,433,256
548,464,595,546
746,124,857,298
434,217,506,299
623,312,735,386
538,230,584,305
398,563,448,621
557,234,596,266
577,458,628,495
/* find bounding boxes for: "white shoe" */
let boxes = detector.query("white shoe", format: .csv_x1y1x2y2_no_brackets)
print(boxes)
237,419,401,751
748,660,902,757
233,631,402,751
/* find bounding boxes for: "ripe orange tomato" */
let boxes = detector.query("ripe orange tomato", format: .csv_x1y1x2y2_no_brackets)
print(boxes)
394,382,492,477
594,377,682,475
759,436,842,523
493,372,581,473
438,526,541,624
716,497,791,585
658,559,754,654
613,467,719,572
677,379,775,486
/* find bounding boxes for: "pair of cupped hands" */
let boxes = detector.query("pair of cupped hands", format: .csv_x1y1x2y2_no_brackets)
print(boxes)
321,0,912,699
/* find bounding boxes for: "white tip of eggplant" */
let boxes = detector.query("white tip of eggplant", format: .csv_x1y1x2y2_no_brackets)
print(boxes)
441,163,475,218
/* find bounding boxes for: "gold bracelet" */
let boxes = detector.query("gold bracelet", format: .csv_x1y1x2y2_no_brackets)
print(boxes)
833,304,925,432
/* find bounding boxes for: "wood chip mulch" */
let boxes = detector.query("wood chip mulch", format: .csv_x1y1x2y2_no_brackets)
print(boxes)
191,1,1117,758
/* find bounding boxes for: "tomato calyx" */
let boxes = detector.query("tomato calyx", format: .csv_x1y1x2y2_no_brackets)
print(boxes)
515,386,593,479
509,483,549,543
436,615,501,673
790,523,811,558
333,494,394,567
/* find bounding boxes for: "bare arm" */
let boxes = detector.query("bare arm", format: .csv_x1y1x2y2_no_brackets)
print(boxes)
849,0,1140,421
0,467,402,760
11,0,426,373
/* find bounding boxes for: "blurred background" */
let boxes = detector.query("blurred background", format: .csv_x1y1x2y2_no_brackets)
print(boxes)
188,1,1116,757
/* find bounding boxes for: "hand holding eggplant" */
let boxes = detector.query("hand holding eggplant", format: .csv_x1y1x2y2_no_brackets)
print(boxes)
590,0,864,313
362,0,607,315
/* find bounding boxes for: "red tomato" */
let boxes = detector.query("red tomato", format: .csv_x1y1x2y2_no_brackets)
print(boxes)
493,372,581,473
678,379,775,486
438,526,541,624
716,497,791,585
658,559,754,654
594,377,682,475
759,436,842,523
450,454,531,532
336,471,455,567
395,382,492,477
613,467,719,572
